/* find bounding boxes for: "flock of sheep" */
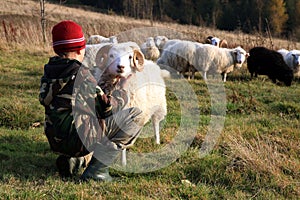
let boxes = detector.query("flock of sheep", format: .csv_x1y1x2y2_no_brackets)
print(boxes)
83,33,299,165
86,34,300,86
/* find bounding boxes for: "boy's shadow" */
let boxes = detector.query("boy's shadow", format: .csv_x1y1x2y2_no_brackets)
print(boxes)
0,134,58,181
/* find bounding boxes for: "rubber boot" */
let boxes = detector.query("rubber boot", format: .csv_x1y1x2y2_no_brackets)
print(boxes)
56,155,86,178
80,142,120,182
80,156,113,182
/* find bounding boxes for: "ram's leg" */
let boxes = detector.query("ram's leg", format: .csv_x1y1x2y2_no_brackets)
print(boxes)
202,71,207,80
222,73,227,82
191,72,195,80
191,67,196,80
151,116,161,144
188,67,191,80
154,121,160,145
182,67,189,80
121,149,127,166
270,77,277,83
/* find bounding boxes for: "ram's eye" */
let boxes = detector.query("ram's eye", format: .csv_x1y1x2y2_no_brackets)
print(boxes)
129,55,133,59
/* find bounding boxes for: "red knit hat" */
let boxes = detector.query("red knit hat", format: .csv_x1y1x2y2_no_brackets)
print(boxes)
52,20,86,54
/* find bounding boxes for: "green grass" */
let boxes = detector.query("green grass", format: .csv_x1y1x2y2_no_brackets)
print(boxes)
0,49,47,129
0,48,299,199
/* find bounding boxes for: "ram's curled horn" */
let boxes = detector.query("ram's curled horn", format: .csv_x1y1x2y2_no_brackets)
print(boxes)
133,49,145,72
95,44,112,70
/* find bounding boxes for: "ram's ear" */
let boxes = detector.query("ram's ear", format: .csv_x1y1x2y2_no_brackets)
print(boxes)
205,36,213,44
133,49,145,72
219,39,228,48
95,44,112,70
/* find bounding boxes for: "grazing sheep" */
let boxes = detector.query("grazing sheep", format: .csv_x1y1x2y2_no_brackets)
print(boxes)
140,37,160,61
205,36,228,48
247,46,294,86
194,44,248,82
87,34,118,45
211,37,221,46
154,35,169,52
277,49,289,57
278,49,300,74
157,40,197,79
161,39,182,52
84,42,168,165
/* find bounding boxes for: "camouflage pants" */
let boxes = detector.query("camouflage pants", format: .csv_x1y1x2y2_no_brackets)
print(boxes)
45,107,143,157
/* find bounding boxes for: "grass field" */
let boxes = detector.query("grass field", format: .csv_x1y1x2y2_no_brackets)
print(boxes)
0,0,299,199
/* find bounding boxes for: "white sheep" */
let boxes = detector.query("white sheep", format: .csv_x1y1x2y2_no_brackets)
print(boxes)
160,39,181,53
278,49,300,74
154,35,169,52
140,37,160,61
84,42,168,165
157,39,198,79
211,37,221,46
87,34,118,45
121,59,167,143
194,44,248,82
277,49,289,57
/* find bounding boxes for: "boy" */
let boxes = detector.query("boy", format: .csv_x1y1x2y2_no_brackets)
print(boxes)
39,20,142,181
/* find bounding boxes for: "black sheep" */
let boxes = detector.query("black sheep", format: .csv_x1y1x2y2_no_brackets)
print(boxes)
247,46,294,86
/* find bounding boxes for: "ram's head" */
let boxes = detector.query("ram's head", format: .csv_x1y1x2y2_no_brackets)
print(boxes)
96,42,145,78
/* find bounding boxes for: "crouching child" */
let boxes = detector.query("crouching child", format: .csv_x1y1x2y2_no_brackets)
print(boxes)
39,20,143,181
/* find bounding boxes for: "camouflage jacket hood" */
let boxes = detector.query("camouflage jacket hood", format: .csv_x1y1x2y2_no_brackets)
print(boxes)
39,56,81,111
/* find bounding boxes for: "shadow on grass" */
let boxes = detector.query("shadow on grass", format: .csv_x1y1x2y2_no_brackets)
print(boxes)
0,133,57,181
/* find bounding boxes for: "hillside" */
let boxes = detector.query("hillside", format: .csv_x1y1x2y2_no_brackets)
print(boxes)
0,0,299,199
1,0,300,52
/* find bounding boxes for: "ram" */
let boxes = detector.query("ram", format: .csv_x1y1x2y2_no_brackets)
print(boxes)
84,42,168,165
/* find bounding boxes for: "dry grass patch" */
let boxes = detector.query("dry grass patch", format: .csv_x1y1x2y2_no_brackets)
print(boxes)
226,132,300,196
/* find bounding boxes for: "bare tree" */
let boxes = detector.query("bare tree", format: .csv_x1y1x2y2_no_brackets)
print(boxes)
40,0,46,44
144,0,154,25
265,18,274,49
256,0,264,34
158,0,164,20
149,0,153,26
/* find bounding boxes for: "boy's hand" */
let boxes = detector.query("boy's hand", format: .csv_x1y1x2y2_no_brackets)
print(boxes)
96,86,109,103
95,85,112,118
118,74,132,89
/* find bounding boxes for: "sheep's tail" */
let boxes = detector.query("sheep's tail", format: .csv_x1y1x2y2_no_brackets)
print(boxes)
160,69,171,79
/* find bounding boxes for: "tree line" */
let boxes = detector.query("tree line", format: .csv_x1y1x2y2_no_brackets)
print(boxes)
54,0,300,39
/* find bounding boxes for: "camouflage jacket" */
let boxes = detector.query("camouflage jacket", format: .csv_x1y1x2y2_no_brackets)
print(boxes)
39,56,114,156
